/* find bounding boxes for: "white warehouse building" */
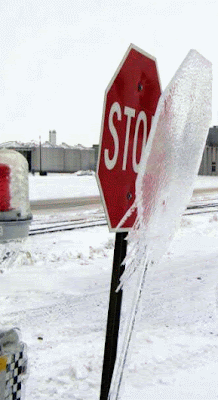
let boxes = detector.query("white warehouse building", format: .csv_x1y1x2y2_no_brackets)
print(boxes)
0,131,99,174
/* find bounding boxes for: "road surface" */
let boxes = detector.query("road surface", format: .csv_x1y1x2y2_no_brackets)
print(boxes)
30,186,218,215
30,195,102,214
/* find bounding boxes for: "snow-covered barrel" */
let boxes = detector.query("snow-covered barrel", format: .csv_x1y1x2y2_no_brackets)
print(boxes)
0,149,32,242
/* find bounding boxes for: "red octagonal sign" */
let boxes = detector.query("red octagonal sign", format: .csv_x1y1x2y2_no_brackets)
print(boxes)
96,44,161,232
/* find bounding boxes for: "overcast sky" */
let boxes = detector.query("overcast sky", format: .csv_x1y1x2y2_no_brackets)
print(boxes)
0,0,217,146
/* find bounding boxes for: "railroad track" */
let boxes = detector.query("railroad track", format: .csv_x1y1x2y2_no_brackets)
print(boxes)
28,201,218,235
186,202,218,214
29,216,107,235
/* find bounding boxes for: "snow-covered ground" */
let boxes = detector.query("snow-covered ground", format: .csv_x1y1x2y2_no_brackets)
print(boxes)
28,172,99,200
1,173,218,399
194,175,218,190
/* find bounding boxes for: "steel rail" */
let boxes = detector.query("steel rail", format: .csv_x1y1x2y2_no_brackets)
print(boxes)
29,218,107,235
28,202,218,236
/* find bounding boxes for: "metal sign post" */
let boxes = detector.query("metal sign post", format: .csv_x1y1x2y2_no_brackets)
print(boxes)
100,232,127,400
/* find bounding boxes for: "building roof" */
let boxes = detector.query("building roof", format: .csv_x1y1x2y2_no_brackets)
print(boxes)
0,141,92,150
0,140,38,149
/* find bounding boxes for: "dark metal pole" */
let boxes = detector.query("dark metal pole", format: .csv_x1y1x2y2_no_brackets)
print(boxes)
39,136,42,175
100,231,127,400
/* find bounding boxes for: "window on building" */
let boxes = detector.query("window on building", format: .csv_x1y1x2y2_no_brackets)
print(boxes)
212,162,216,172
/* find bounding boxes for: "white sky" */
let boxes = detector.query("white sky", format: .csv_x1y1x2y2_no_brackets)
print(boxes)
0,0,217,147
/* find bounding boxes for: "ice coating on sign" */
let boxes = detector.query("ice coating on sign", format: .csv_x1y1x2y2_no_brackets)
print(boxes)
119,49,212,287
0,149,31,219
109,50,212,400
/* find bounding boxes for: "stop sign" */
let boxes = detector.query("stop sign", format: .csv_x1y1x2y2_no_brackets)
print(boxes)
97,44,161,231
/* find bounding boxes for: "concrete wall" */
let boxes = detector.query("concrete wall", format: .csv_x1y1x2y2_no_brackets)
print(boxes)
32,147,64,172
64,149,82,172
31,146,97,173
80,149,95,171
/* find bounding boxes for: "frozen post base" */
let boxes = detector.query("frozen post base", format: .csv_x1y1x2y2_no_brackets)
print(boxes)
0,210,32,243
0,219,32,243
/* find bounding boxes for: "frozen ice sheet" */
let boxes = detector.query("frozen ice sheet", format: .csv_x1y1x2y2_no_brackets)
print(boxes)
122,49,212,286
109,49,212,400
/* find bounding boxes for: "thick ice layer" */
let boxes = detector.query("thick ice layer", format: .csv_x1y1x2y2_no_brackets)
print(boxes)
121,49,212,286
109,50,212,400
0,149,31,219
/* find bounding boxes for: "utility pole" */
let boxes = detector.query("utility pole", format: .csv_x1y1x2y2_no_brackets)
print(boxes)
39,135,42,175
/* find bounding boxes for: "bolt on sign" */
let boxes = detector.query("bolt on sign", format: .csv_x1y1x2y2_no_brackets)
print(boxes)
96,44,161,231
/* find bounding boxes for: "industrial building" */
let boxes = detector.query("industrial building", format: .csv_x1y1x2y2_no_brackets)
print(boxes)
0,131,98,174
0,127,218,176
199,126,218,175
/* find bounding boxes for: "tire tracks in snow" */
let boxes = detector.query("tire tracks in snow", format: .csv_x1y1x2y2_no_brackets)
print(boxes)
1,289,109,336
